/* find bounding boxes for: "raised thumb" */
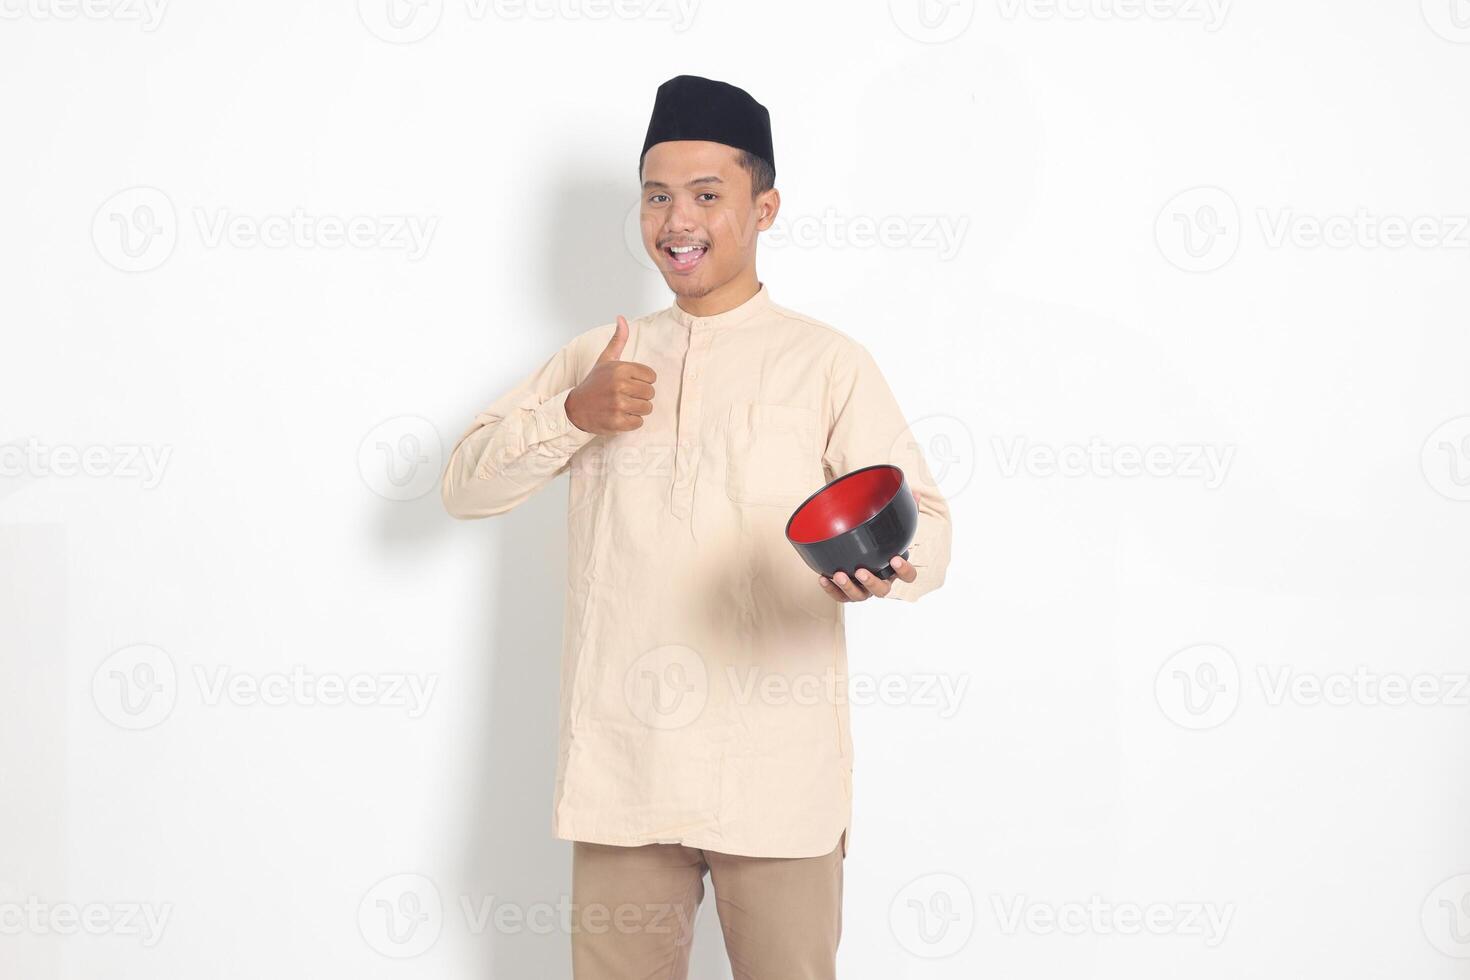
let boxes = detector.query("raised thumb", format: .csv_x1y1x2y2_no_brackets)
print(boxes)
596,315,629,363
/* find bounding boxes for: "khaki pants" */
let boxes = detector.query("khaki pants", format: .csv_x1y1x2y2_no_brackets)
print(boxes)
569,835,844,979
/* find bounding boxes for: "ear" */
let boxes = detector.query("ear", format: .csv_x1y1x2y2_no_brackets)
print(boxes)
755,187,781,231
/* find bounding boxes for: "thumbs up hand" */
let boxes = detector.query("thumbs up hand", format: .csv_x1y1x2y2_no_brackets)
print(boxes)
566,316,658,435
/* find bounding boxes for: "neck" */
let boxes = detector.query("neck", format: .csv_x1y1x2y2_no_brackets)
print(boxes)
674,267,761,318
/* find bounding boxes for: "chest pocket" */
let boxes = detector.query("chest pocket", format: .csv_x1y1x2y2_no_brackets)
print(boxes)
725,402,822,506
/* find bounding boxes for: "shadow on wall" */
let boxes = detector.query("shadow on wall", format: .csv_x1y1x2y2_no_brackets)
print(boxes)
441,175,736,977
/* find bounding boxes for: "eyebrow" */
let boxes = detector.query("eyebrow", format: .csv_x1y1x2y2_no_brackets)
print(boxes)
642,175,725,190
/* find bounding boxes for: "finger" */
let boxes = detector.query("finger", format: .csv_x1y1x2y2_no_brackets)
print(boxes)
617,395,654,416
619,378,656,401
890,556,918,583
620,360,658,384
831,570,869,601
854,567,891,597
613,412,645,431
596,315,630,363
817,575,850,602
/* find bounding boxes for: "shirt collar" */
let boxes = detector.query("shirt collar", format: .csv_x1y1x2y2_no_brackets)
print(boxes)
668,282,773,330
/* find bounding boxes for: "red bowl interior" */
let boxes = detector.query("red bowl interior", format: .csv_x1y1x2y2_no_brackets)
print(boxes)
788,465,903,544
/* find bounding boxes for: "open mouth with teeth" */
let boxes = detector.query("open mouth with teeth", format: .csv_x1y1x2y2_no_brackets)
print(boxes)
663,242,708,272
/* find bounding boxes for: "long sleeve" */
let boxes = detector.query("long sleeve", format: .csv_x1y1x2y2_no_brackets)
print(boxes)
821,342,953,602
441,337,601,519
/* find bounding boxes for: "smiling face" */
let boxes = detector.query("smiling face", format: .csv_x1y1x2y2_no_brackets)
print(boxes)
639,140,779,306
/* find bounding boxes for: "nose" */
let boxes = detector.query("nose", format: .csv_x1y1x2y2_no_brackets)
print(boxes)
661,194,699,238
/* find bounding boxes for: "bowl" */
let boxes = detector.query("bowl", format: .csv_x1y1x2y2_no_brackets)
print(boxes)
785,464,917,582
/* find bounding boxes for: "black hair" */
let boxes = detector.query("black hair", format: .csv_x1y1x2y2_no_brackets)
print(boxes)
737,150,776,197
637,148,775,198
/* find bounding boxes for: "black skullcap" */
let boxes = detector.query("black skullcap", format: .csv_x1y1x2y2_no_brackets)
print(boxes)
639,74,774,179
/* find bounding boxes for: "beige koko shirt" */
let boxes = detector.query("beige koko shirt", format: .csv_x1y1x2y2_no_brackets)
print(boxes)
442,284,953,859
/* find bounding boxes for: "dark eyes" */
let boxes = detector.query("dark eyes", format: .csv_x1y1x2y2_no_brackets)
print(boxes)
646,192,718,204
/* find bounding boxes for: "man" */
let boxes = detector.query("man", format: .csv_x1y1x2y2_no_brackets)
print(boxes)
441,74,953,980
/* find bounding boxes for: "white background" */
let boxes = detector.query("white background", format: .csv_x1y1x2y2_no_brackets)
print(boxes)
3,0,1470,977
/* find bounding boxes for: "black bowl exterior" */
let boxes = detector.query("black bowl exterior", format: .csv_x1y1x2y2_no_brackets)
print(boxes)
789,471,919,581
870,548,911,581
